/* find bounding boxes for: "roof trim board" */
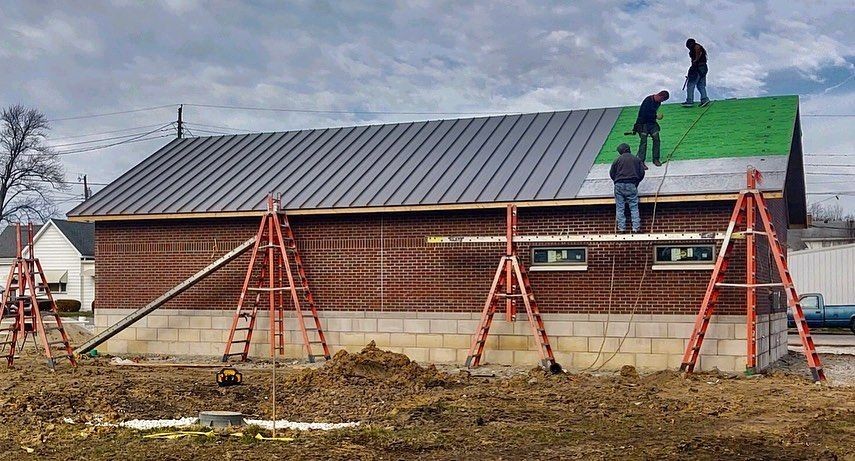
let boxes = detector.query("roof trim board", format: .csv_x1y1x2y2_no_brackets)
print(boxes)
68,190,784,222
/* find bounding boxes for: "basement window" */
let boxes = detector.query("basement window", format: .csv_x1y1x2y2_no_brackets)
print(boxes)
530,247,587,271
652,244,715,270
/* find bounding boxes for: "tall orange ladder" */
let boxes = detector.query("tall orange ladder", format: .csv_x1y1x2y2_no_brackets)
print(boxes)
680,168,825,382
465,205,561,372
0,223,77,370
222,196,331,363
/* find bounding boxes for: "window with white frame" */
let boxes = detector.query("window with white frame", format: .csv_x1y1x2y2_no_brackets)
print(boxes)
653,244,715,270
530,247,587,271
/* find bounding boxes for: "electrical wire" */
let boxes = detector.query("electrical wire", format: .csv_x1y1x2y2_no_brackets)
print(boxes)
182,102,511,116
801,114,855,117
45,130,173,149
54,134,173,156
48,105,175,122
47,123,173,141
53,123,175,156
184,122,254,133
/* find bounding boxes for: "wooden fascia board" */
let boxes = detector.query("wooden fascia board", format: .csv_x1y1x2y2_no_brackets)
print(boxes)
67,191,785,223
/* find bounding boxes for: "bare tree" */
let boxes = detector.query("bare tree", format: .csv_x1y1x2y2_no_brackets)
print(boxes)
0,105,67,223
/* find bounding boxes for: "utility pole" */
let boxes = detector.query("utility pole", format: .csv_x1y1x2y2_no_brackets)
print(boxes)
177,104,183,139
83,174,90,200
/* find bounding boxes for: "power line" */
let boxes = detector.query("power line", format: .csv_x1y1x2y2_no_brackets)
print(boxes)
805,163,855,167
801,114,855,117
54,134,173,156
48,105,175,122
45,129,174,148
47,123,171,141
184,122,254,133
806,191,855,195
805,172,855,176
182,102,509,117
53,123,175,156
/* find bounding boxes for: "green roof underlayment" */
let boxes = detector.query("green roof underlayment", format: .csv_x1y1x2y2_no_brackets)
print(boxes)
595,95,798,164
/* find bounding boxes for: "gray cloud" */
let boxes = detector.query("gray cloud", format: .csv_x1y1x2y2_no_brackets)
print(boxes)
0,0,852,213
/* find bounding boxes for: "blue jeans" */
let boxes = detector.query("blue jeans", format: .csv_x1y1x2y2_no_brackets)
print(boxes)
614,183,640,232
686,63,708,103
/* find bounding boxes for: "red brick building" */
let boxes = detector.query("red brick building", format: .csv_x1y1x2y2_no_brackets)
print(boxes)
70,96,807,372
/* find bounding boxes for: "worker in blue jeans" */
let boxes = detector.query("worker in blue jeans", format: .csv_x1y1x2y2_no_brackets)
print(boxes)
609,143,645,232
683,38,710,107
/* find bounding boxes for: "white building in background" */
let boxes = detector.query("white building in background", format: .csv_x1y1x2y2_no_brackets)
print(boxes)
0,219,95,311
789,243,855,305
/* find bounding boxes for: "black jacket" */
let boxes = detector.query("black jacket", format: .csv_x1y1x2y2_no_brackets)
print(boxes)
610,152,645,186
635,95,660,125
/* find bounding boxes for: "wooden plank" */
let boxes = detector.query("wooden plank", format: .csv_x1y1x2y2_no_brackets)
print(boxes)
427,232,743,244
74,237,257,355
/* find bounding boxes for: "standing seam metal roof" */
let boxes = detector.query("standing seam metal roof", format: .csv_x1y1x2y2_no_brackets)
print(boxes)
69,108,622,217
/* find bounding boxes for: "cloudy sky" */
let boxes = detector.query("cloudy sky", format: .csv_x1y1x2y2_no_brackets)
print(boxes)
1,0,853,215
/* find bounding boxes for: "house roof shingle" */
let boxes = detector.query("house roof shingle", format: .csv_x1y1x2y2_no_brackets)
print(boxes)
0,220,94,258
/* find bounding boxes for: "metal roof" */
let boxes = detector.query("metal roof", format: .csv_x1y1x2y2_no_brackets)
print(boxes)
69,108,621,217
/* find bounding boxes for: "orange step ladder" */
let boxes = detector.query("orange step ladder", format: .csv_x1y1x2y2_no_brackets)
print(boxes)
0,223,77,370
466,205,561,372
222,196,330,363
680,168,825,382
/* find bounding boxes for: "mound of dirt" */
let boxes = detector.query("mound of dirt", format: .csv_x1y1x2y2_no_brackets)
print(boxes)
291,341,465,389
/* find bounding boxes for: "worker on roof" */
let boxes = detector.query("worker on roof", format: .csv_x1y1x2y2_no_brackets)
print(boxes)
634,90,669,169
682,38,710,108
610,143,645,233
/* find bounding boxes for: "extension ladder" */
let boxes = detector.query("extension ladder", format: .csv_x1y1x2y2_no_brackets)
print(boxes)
222,196,330,363
680,168,824,382
466,205,560,371
0,223,76,370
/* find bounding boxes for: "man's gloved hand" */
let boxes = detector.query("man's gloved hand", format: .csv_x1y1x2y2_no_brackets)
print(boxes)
656,113,664,120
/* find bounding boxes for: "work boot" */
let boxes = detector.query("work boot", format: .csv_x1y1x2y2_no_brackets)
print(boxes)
699,99,711,107
642,162,649,170
653,159,662,167
681,101,694,108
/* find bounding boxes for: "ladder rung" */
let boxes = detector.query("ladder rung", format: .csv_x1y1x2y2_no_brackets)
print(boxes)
715,282,785,288
229,340,249,344
234,327,251,331
223,352,245,357
248,287,307,292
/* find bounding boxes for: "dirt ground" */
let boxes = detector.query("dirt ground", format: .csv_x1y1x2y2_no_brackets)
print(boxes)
1,339,854,460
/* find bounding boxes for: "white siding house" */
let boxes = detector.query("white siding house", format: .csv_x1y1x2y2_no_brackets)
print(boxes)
0,219,95,311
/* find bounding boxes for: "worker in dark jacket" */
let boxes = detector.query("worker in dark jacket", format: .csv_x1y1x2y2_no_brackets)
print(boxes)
634,90,669,169
609,143,645,233
683,38,710,107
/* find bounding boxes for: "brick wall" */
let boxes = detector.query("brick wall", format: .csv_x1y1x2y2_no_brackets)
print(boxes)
95,199,789,316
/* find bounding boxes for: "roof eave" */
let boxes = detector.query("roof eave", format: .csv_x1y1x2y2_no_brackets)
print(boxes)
67,191,784,223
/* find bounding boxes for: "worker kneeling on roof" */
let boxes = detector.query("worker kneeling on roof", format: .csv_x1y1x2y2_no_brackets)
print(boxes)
610,143,645,233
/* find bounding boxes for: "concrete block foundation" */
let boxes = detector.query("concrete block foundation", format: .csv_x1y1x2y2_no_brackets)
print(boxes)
94,309,789,373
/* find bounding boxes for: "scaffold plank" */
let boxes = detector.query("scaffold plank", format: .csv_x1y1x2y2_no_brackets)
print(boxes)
427,232,739,244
